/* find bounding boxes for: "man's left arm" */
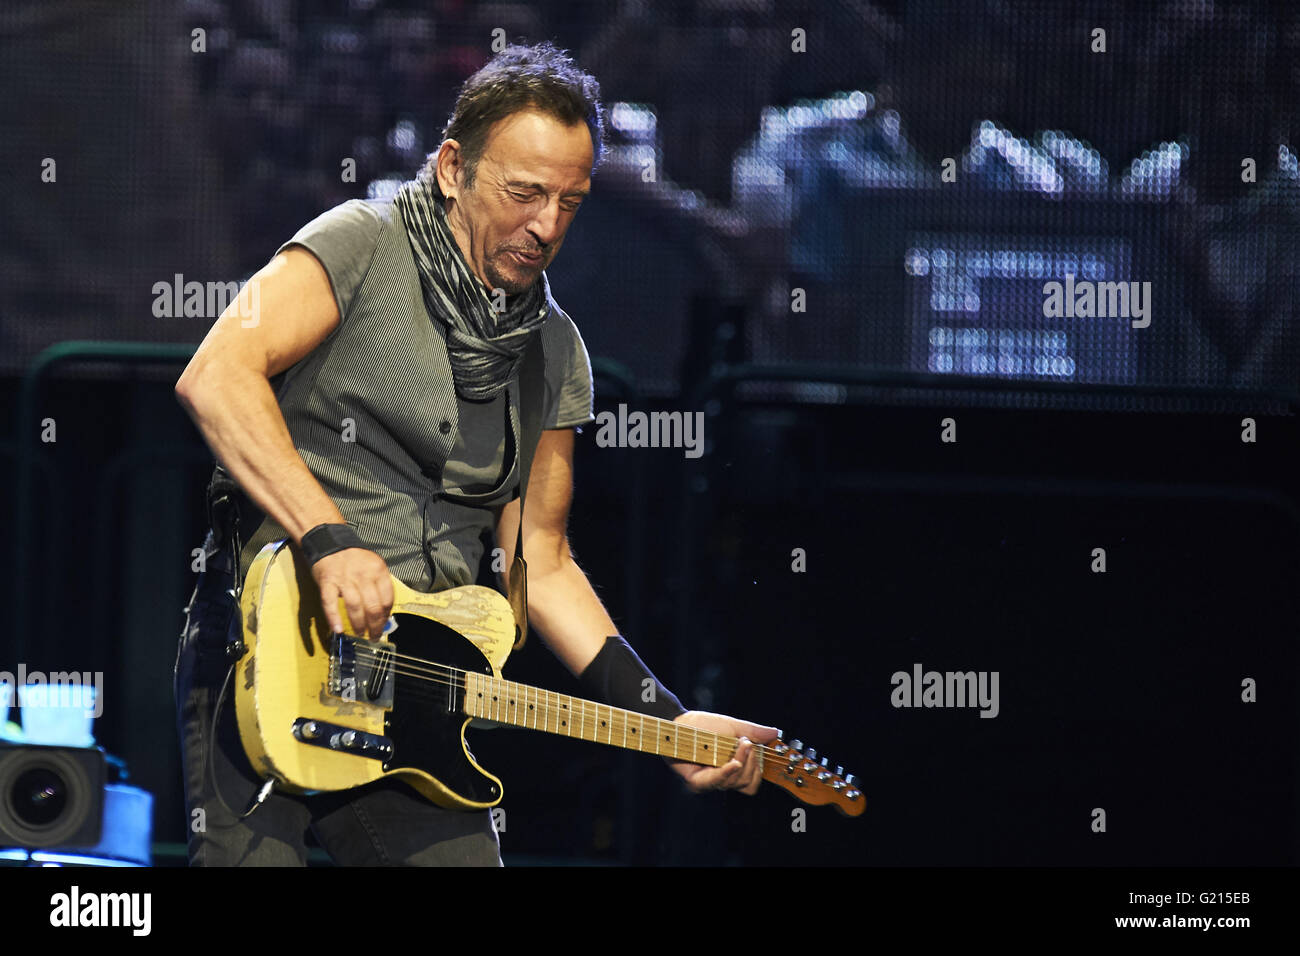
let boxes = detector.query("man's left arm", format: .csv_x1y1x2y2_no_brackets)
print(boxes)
493,427,779,794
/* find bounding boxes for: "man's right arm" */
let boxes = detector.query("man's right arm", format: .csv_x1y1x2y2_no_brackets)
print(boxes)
174,246,394,639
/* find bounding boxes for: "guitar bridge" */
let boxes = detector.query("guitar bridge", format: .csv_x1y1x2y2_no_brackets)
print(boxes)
329,635,397,708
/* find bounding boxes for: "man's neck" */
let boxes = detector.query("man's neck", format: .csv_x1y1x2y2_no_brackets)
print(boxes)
443,200,484,286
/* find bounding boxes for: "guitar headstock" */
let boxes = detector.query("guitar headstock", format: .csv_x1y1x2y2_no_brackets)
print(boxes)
762,738,865,817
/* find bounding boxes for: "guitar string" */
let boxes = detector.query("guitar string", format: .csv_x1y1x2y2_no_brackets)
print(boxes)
347,658,750,758
358,654,840,770
339,681,813,777
370,684,757,765
325,643,833,771
348,645,787,762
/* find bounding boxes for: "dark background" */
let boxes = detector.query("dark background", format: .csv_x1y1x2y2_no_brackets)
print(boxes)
0,0,1296,865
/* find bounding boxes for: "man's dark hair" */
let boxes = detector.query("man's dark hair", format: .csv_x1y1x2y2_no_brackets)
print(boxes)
419,40,606,194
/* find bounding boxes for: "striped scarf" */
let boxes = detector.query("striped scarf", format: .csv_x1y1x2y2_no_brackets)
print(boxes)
394,175,551,400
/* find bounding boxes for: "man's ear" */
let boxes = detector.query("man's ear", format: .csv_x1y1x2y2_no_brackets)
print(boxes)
435,139,463,201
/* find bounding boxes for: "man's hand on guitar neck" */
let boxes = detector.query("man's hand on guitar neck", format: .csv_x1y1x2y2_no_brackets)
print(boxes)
667,711,780,795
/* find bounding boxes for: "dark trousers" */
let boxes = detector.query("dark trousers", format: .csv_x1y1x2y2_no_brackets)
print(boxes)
172,532,502,866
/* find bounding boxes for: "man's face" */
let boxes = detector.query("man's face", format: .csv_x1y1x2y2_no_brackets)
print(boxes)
437,109,593,297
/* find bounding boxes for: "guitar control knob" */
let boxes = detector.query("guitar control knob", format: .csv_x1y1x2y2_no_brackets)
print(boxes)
301,722,320,739
341,730,358,748
790,739,803,751
806,748,816,760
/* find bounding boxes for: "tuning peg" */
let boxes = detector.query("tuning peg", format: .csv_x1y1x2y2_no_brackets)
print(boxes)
790,739,803,751
834,765,843,776
806,747,816,760
844,773,857,787
820,756,829,767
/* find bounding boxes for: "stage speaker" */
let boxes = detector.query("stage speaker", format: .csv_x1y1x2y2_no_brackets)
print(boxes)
0,744,105,848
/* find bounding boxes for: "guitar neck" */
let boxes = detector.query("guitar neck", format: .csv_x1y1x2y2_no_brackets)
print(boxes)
457,667,865,819
461,672,736,767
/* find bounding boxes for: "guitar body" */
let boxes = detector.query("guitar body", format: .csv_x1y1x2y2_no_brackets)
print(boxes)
234,539,518,811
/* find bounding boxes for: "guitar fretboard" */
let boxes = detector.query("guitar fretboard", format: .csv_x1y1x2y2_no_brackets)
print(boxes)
462,672,734,767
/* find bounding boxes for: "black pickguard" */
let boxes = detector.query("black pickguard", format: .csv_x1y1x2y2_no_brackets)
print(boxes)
379,613,500,806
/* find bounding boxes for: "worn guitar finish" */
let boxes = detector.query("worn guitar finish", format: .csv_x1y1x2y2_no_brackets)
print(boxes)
234,539,865,816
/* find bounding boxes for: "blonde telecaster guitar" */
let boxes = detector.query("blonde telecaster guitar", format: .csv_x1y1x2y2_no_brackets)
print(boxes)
233,539,865,816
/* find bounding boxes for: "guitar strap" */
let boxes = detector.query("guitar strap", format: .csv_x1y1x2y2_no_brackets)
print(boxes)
507,332,545,650
205,465,245,604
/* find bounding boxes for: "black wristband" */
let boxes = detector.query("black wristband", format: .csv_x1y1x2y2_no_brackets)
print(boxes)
578,636,687,721
300,523,364,566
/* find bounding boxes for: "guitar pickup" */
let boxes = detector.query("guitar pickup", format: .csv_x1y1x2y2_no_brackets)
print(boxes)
329,635,396,709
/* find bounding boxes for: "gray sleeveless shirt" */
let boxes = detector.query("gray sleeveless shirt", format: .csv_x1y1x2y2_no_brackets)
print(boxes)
234,198,595,592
